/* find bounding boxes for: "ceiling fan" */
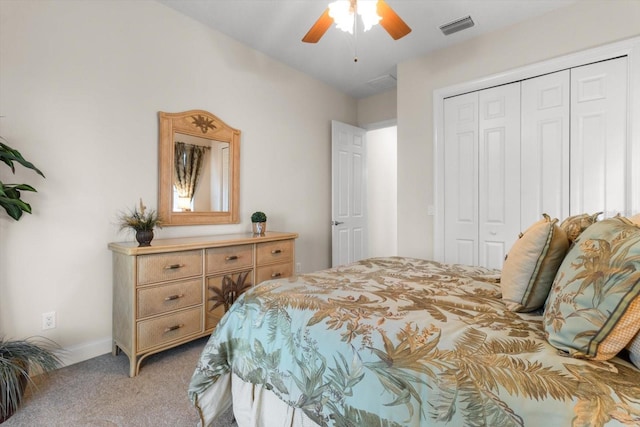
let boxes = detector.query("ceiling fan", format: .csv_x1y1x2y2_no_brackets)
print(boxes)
302,0,412,43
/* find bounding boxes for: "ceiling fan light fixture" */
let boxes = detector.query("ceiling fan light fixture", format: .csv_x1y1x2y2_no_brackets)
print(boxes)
328,0,381,35
357,1,382,31
302,0,410,43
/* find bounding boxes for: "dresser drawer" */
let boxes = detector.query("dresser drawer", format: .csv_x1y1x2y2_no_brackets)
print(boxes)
256,262,293,284
137,250,202,285
205,307,225,332
137,278,202,319
256,240,293,266
206,244,253,275
136,307,202,352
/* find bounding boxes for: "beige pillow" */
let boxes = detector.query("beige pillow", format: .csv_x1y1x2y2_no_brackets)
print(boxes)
501,214,569,312
559,212,601,243
628,213,640,226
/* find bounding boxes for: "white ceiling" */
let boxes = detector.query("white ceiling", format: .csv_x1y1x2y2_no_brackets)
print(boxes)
157,0,577,99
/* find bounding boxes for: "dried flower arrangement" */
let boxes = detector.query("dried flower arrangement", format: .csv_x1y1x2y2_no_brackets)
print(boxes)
117,198,163,232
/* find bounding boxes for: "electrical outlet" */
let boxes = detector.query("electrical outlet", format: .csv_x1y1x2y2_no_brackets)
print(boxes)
296,262,302,274
42,311,56,330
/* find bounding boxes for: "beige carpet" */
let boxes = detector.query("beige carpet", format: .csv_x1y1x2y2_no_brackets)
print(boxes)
2,337,236,427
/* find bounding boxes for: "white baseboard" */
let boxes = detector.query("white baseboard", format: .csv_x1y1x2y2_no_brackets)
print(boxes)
58,337,113,367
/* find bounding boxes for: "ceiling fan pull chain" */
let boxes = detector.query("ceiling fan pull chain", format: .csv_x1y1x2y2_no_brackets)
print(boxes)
353,8,358,62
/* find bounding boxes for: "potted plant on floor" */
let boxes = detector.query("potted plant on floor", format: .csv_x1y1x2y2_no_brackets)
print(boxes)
118,198,163,246
0,136,61,422
0,337,61,422
251,211,267,235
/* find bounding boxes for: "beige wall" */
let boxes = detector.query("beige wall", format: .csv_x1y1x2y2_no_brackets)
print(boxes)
396,0,640,260
0,0,355,363
357,88,397,127
367,126,397,258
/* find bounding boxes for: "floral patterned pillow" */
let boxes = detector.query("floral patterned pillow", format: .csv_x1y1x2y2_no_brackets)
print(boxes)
559,212,602,243
543,217,640,360
501,214,569,312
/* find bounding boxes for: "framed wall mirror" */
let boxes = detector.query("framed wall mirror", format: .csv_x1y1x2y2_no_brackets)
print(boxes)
158,110,240,225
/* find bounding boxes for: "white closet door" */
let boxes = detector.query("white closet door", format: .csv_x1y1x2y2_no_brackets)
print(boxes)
478,83,521,270
521,70,570,226
571,57,628,217
443,92,479,266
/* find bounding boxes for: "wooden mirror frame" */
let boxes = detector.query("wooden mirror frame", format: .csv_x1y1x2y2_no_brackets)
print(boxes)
158,110,240,226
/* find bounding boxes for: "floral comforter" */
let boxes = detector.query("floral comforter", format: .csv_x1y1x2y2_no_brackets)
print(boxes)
189,257,640,426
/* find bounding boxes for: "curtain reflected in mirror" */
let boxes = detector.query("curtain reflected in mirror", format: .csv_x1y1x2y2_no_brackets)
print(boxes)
172,133,230,213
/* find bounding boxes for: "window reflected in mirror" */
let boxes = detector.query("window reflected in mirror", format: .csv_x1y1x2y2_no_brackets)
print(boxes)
171,133,230,213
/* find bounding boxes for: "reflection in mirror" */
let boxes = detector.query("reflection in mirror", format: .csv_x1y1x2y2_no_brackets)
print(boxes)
172,133,230,213
159,110,240,226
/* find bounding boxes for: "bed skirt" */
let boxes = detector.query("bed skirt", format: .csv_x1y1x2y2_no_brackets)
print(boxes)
196,372,319,427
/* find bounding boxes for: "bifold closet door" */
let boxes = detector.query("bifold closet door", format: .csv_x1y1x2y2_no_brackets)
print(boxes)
441,56,630,269
444,92,479,266
521,70,570,227
478,83,521,269
570,57,628,217
443,83,521,269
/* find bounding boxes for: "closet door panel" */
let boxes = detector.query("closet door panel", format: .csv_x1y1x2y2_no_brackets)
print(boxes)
479,83,521,270
571,57,628,216
521,70,570,226
444,92,478,266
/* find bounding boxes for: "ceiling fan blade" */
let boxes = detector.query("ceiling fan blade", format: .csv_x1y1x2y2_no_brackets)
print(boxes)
377,0,412,40
302,8,334,43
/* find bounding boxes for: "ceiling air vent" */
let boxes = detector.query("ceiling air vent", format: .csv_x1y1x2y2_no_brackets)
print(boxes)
440,15,474,36
367,74,397,90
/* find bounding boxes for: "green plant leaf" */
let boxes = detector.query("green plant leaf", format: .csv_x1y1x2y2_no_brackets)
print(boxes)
0,199,25,220
0,138,45,221
0,140,45,177
0,336,61,419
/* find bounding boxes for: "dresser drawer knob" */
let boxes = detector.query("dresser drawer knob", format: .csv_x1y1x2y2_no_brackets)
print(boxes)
164,324,184,333
271,272,282,278
225,255,239,261
164,294,184,301
271,249,282,255
164,263,185,270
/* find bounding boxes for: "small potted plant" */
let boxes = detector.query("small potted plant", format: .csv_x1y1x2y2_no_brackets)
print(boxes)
1,337,61,422
251,211,267,235
118,198,163,246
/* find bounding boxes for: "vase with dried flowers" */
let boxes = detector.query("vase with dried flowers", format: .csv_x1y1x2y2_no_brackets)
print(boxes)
118,198,163,246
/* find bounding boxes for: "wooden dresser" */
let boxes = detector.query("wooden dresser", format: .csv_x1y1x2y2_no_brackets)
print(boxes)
108,231,298,376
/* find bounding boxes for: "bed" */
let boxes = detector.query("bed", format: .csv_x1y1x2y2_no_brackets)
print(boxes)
189,216,640,427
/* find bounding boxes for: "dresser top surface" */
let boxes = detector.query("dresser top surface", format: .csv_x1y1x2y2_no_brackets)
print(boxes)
108,231,298,256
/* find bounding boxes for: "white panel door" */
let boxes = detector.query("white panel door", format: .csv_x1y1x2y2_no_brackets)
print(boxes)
331,120,368,267
571,57,628,217
521,70,570,226
478,83,521,270
443,92,479,266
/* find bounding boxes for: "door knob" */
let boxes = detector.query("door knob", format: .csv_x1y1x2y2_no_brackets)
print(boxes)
332,220,344,226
